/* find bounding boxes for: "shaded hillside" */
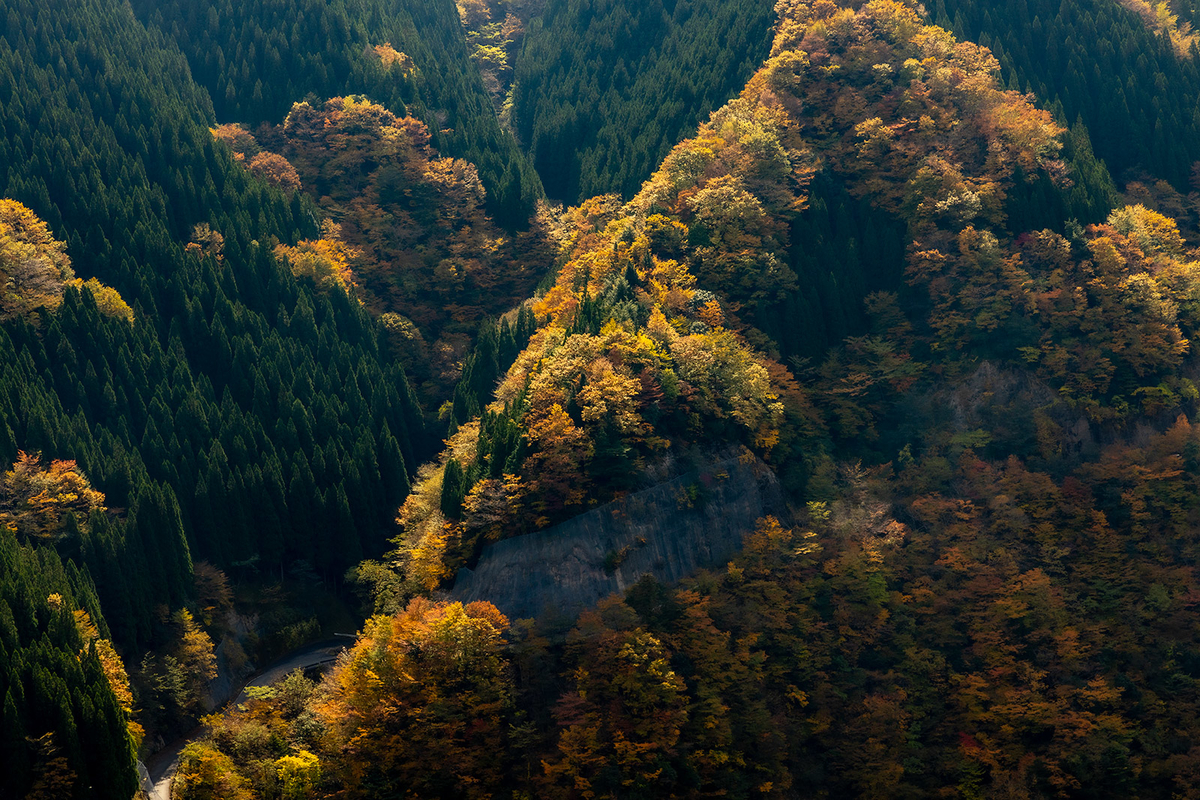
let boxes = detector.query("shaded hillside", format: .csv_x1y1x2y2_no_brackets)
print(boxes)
938,0,1200,195
132,0,543,226
510,0,778,202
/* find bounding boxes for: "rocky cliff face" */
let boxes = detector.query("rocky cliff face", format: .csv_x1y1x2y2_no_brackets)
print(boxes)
450,448,783,620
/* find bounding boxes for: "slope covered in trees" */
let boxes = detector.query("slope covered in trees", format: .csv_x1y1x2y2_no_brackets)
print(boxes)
12,0,1200,794
1,0,433,592
0,525,139,800
510,0,779,202
130,0,543,227
224,95,555,401
381,0,1105,596
507,0,1116,365
173,0,1200,797
1112,0,1200,55
0,0,449,776
0,0,437,774
936,0,1200,197
453,0,547,116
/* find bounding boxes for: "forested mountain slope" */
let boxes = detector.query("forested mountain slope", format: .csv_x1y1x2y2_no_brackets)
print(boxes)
10,0,1200,796
937,0,1200,196
170,0,1200,797
385,0,1093,606
1,0,429,586
510,0,778,203
131,0,543,227
0,0,436,788
500,0,1116,364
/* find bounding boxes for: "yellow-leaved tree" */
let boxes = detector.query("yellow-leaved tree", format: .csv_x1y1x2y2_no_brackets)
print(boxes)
274,221,360,295
66,277,135,323
0,452,106,541
62,599,142,748
0,198,74,319
317,598,514,798
1,199,133,321
173,608,219,713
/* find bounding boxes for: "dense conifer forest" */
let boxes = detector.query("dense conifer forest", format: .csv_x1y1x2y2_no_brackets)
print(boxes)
936,0,1200,195
6,0,1200,797
510,0,778,202
130,0,544,227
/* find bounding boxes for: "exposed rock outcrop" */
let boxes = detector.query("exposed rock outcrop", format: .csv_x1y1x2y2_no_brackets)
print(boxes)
451,447,783,620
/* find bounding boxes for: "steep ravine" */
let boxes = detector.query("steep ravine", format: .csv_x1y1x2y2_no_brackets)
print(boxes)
451,448,784,620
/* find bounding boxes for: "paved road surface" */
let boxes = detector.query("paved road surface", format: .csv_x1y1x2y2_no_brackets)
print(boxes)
143,639,346,800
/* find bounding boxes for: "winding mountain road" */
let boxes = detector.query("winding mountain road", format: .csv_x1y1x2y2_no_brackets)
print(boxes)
141,639,347,800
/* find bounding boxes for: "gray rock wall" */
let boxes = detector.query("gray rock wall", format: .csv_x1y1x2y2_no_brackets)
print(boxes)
450,448,783,620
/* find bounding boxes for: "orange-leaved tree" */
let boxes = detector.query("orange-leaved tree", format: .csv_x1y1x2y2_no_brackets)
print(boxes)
0,451,105,541
317,598,514,798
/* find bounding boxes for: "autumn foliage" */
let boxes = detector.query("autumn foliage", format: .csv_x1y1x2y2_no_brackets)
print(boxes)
0,198,75,319
0,200,128,325
19,0,1200,796
388,0,1077,590
371,43,416,74
273,221,360,295
0,451,105,541
280,4,1200,796
316,599,513,797
905,205,1200,419
211,123,302,192
270,95,550,397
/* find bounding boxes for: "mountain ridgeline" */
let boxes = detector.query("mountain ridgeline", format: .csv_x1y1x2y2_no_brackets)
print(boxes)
180,0,1200,795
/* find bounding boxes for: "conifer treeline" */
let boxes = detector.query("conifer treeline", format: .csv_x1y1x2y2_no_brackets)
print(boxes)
0,0,430,636
130,0,544,227
510,0,778,203
937,0,1200,192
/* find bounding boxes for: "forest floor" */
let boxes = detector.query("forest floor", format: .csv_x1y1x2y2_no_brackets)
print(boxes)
143,638,348,800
